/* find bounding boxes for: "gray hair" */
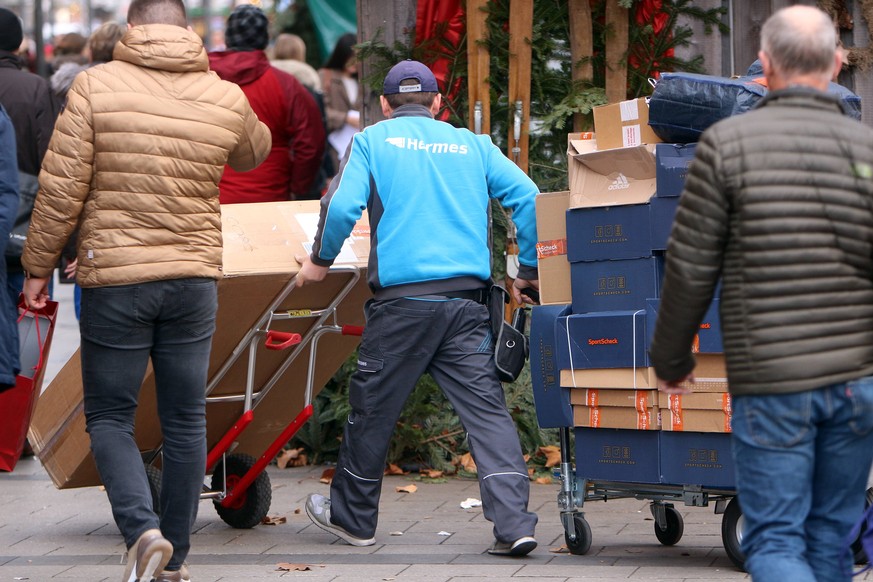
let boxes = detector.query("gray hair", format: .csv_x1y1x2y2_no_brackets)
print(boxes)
761,5,836,81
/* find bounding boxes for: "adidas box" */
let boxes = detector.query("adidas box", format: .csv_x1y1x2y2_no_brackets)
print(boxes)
567,135,657,210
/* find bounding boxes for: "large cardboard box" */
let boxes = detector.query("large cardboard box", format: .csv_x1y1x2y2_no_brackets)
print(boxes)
560,353,727,390
593,98,662,151
567,136,657,209
570,256,664,313
659,432,735,488
29,201,372,489
530,305,573,428
570,388,658,409
574,427,660,483
566,203,653,262
650,196,680,251
646,298,723,354
556,310,649,372
655,143,697,198
534,191,571,305
662,408,731,433
572,405,659,430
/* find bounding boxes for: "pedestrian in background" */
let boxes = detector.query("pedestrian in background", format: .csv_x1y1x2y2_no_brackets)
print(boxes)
319,32,361,176
296,59,540,557
0,6,57,309
271,33,322,93
650,6,873,581
49,32,88,73
209,4,325,203
0,104,19,393
20,0,271,579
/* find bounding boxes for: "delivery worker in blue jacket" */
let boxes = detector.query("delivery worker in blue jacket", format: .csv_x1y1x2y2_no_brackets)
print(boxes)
295,59,541,556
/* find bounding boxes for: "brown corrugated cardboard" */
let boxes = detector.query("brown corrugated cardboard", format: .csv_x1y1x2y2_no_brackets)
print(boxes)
29,201,372,489
572,405,659,430
560,353,727,390
569,388,658,410
566,136,657,209
592,97,662,151
535,191,571,305
664,392,732,411
663,409,731,433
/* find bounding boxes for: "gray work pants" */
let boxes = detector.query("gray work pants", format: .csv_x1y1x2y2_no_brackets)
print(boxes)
329,296,538,543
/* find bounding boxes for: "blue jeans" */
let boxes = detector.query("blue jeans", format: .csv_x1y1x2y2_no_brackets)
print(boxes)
80,278,217,570
731,378,873,582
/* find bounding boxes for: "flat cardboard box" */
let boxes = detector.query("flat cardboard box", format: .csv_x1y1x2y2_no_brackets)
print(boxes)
534,191,571,305
556,310,649,371
561,353,727,390
663,392,731,412
573,405,659,430
659,431,734,488
662,409,731,433
567,135,657,209
574,427,660,483
570,255,663,313
566,203,653,262
593,97,662,151
570,388,658,410
29,201,372,489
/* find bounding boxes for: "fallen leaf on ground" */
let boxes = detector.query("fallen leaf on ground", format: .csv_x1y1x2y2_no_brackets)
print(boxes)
319,467,335,484
528,468,535,477
293,508,301,514
539,445,561,468
550,544,569,554
423,469,444,478
385,464,405,475
459,497,482,509
276,447,306,469
395,484,418,493
535,476,553,485
457,452,477,473
261,515,287,525
276,563,313,571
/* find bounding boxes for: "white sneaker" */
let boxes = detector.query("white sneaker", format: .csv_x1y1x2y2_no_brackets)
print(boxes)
305,493,375,546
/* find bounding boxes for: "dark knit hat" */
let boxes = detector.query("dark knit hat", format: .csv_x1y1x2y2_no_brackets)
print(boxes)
225,4,268,51
0,8,23,53
383,60,438,95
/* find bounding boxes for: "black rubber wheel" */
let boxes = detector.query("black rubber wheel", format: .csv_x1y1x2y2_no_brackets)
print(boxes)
211,453,272,529
565,513,592,555
721,496,746,571
654,505,684,546
852,487,873,565
145,463,162,516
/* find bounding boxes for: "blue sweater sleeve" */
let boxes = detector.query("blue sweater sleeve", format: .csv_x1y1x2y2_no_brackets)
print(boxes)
484,143,539,273
311,133,370,266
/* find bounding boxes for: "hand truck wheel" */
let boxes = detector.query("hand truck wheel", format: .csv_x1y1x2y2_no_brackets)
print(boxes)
211,453,272,529
145,463,162,516
564,513,592,555
852,487,873,565
721,496,746,571
654,504,684,546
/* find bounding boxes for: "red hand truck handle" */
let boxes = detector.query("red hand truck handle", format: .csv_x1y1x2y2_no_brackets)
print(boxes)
341,325,364,336
264,330,302,350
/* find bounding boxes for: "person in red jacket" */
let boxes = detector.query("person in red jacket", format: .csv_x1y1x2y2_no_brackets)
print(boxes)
209,4,325,203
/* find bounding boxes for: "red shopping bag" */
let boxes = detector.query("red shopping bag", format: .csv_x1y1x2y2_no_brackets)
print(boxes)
0,295,58,471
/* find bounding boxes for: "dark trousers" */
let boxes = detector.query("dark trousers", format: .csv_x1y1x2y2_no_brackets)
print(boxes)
80,278,217,570
329,296,538,542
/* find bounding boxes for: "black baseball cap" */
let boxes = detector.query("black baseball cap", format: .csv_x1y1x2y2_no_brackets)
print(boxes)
382,59,438,95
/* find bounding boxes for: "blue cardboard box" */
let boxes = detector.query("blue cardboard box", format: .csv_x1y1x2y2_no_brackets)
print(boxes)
575,427,660,484
646,298,723,353
659,431,735,488
556,310,649,370
530,305,573,428
570,256,664,313
655,143,697,198
650,196,680,251
566,203,653,262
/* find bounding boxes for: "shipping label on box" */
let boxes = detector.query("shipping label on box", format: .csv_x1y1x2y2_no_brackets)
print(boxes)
560,353,727,390
573,405,659,430
567,137,657,209
567,203,653,262
593,98,663,151
571,256,663,313
535,191,572,305
649,196,680,251
556,310,649,373
646,298,723,354
575,427,660,483
659,431,735,488
655,143,697,198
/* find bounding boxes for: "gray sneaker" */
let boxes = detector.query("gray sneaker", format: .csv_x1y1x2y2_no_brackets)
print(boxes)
155,564,190,582
487,536,537,556
305,493,375,547
122,528,173,582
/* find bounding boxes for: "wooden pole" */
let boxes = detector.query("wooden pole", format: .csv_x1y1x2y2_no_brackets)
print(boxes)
507,0,533,173
605,1,629,104
466,0,491,135
568,0,594,132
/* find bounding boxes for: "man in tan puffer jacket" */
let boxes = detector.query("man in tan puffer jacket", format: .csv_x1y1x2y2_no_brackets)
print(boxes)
20,0,270,580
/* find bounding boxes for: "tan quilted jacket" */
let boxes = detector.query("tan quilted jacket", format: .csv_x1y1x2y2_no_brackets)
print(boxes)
22,24,271,287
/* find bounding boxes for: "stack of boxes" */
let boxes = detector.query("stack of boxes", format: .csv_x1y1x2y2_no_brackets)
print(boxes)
530,98,734,488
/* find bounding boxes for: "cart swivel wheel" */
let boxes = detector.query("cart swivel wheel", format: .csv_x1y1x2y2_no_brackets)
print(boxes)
565,514,592,555
211,453,272,529
654,505,684,546
145,463,162,516
721,496,746,571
